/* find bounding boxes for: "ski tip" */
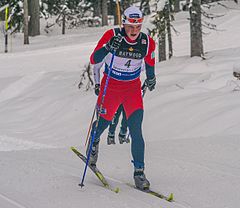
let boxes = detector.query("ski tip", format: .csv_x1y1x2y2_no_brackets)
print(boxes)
70,146,76,151
167,193,174,201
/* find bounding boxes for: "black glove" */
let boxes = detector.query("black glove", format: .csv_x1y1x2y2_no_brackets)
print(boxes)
105,34,123,52
94,84,100,96
144,77,156,91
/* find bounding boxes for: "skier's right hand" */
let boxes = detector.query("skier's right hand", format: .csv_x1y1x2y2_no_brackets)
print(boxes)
105,34,123,52
94,84,100,96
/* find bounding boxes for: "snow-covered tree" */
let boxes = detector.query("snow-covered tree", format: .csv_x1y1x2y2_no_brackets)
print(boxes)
140,0,150,15
148,0,174,62
189,0,238,58
0,0,23,32
121,0,131,11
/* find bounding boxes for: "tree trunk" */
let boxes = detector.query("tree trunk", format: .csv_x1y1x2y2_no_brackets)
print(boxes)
101,0,108,26
28,0,40,36
108,0,118,25
158,29,166,62
23,0,29,44
190,0,203,57
62,12,66,35
184,0,190,11
165,3,173,58
174,0,181,12
122,0,131,12
93,0,101,17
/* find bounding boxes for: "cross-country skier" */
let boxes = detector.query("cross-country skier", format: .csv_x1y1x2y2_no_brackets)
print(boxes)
87,6,156,190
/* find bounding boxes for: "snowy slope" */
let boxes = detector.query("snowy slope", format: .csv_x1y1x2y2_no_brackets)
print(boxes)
0,2,240,208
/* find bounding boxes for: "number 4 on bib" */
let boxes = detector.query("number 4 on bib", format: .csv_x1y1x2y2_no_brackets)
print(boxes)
125,60,131,68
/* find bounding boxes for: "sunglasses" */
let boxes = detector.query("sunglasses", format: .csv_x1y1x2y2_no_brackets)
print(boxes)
126,17,143,24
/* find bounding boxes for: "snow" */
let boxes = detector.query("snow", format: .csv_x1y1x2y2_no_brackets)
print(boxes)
0,2,240,208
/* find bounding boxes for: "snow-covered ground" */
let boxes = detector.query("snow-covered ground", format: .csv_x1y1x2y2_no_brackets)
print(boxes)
0,2,240,208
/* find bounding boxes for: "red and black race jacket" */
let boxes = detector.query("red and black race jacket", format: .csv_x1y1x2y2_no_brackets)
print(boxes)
90,28,155,82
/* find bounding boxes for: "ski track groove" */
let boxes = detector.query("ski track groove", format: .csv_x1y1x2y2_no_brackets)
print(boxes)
0,192,28,208
35,156,191,208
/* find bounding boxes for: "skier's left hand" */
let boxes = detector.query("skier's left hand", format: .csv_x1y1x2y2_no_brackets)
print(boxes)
144,77,156,91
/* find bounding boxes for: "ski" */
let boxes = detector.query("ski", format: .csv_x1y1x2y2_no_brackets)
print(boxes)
71,146,119,193
127,183,174,202
71,146,173,200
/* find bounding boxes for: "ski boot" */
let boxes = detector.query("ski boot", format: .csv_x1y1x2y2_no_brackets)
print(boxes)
107,132,116,145
118,131,130,144
86,140,99,167
134,168,150,190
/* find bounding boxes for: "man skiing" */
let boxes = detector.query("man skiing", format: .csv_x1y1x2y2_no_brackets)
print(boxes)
88,6,156,190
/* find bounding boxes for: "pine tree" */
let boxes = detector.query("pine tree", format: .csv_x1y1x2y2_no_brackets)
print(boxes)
0,0,23,32
148,0,174,62
189,0,238,58
140,0,150,15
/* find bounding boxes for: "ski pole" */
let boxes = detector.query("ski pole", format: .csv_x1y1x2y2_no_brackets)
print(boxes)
79,50,117,187
84,107,96,146
141,82,148,98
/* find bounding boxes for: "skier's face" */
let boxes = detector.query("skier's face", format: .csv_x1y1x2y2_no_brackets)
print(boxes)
124,24,142,41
